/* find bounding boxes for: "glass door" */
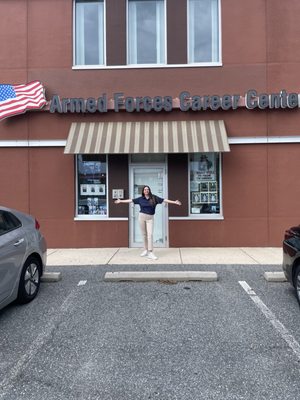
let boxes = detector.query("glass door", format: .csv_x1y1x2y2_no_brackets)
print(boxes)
129,165,168,248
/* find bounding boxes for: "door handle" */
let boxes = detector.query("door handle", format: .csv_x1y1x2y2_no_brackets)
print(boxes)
130,205,136,219
14,238,25,246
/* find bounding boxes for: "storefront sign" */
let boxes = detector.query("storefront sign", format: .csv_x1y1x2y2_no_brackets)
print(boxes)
49,89,300,114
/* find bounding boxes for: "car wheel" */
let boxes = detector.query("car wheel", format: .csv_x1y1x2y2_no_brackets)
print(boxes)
17,256,41,304
293,264,300,304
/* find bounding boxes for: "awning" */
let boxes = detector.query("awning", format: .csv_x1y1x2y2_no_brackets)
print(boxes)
64,120,230,154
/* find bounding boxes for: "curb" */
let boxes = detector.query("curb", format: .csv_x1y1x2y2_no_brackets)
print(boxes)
263,272,287,282
104,271,218,282
41,272,62,282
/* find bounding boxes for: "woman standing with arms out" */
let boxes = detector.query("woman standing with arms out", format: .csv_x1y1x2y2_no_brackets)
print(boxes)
115,185,181,260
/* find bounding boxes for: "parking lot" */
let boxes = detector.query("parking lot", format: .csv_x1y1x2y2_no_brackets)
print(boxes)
0,263,300,400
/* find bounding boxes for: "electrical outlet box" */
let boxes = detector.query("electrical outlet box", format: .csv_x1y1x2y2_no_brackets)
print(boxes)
112,189,124,199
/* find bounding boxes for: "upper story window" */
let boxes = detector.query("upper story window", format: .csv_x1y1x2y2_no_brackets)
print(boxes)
127,0,165,65
75,0,105,66
188,0,220,63
73,0,221,68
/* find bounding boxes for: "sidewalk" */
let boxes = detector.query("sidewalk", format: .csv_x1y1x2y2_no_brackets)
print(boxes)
46,247,282,266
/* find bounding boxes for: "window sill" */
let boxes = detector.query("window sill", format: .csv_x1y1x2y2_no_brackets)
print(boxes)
74,216,128,221
170,215,224,220
74,216,223,221
72,62,222,70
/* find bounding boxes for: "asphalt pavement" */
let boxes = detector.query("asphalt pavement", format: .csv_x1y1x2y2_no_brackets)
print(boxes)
1,262,299,400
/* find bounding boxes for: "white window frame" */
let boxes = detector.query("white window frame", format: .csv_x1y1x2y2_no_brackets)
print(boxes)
75,154,110,220
187,0,222,66
73,0,107,67
126,0,167,66
72,0,222,70
185,152,223,220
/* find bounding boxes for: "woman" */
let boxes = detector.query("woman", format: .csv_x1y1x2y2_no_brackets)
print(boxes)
115,185,181,260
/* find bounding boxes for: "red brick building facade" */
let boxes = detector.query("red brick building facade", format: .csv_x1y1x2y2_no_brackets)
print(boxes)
0,0,300,248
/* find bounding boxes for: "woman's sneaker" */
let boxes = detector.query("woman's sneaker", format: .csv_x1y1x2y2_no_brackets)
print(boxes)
147,252,158,260
140,250,148,257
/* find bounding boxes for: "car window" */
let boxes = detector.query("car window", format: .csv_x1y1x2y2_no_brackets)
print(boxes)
0,213,6,234
0,211,22,235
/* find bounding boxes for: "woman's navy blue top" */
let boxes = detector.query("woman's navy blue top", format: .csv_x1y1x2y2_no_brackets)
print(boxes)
133,196,164,215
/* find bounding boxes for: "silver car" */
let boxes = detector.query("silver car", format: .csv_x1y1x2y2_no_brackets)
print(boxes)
0,206,47,311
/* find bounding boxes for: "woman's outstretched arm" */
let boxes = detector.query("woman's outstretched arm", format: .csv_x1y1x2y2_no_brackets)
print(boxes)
114,199,132,204
163,199,181,206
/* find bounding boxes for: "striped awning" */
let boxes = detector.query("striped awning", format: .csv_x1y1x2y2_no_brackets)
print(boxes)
64,120,230,154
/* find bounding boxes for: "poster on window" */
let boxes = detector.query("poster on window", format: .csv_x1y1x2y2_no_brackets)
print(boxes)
190,182,199,191
196,179,218,204
209,193,218,203
87,198,107,215
191,192,201,204
78,161,102,177
80,184,105,196
193,154,216,181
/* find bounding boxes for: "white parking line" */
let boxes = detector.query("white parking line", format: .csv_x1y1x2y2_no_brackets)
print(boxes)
77,280,87,286
239,280,300,361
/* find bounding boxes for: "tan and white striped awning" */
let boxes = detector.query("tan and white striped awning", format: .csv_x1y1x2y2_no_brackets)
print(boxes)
64,120,230,154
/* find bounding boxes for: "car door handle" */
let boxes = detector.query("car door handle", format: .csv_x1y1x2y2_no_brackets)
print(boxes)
14,238,25,246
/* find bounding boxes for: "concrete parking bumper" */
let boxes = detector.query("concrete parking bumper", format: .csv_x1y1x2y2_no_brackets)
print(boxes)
104,271,218,282
263,271,287,282
41,272,62,282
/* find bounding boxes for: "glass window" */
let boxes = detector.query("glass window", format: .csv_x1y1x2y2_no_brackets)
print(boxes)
75,0,104,65
4,212,22,230
77,155,107,216
188,0,220,63
128,0,165,64
0,211,21,235
131,154,166,163
189,153,221,215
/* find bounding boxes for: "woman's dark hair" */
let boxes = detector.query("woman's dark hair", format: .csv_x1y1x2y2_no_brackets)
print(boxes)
142,185,156,205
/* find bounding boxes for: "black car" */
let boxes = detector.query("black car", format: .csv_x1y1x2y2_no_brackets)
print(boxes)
283,225,300,303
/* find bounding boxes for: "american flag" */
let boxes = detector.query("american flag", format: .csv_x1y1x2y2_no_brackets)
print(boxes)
0,81,47,121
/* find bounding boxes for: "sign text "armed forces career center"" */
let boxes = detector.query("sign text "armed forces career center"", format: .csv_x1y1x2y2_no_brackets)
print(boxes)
50,90,300,114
